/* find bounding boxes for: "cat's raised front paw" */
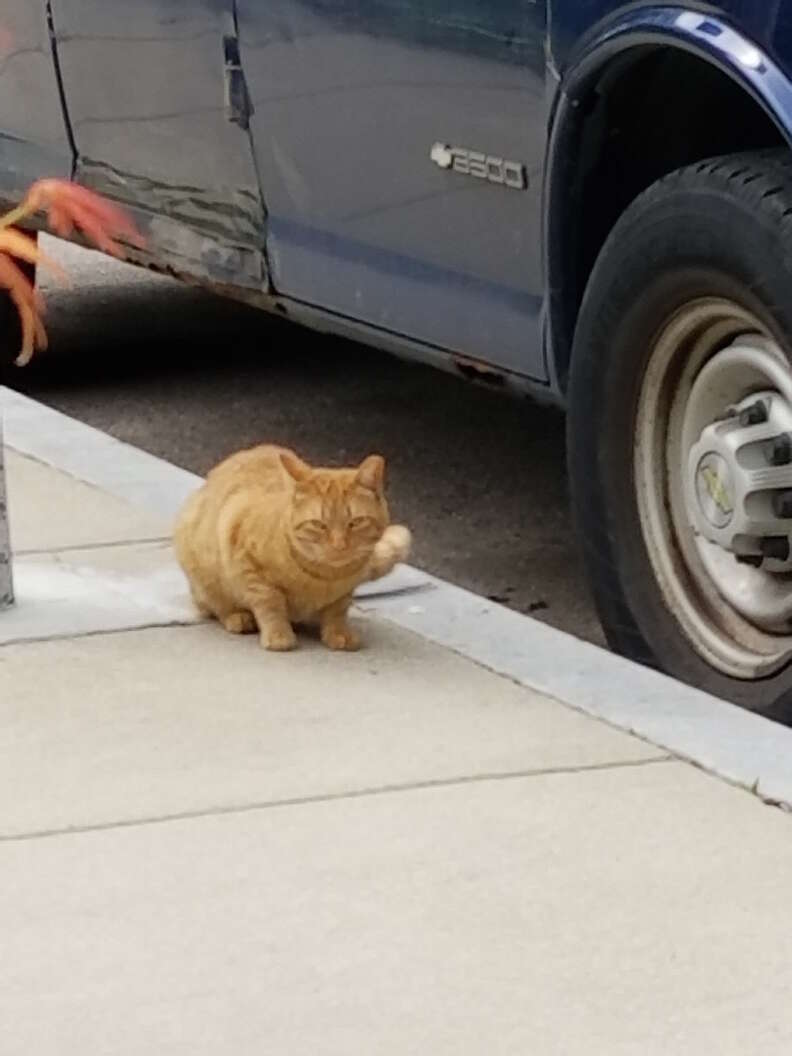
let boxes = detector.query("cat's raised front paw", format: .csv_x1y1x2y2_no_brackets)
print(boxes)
373,524,412,571
321,625,362,651
261,625,298,651
383,524,412,561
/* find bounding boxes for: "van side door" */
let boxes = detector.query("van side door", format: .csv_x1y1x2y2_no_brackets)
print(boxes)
239,1,548,378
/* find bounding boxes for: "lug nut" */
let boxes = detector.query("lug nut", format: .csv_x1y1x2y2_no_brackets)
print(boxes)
739,400,768,426
715,407,739,422
773,490,792,518
766,433,792,466
761,536,790,561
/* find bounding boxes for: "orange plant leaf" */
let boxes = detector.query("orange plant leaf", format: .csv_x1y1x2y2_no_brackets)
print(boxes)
20,179,145,258
0,252,47,366
0,228,66,280
0,179,142,366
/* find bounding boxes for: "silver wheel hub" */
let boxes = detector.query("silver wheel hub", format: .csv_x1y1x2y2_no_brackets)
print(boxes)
683,342,792,631
693,451,735,531
636,301,792,680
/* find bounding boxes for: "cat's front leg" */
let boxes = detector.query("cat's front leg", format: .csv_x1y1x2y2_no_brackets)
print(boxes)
319,595,361,651
247,585,297,652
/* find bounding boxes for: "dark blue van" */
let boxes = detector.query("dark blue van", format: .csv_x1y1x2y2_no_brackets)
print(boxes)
4,2,792,714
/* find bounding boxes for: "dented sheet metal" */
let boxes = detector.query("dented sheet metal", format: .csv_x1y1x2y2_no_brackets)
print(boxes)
49,0,267,288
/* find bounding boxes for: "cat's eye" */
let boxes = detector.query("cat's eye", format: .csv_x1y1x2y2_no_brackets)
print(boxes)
350,516,373,530
301,519,327,533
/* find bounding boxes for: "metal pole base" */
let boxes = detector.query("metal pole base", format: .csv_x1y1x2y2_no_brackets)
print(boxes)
0,414,13,609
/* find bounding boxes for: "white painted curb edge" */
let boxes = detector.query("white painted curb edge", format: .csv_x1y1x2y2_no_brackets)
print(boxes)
3,385,792,808
1,386,200,518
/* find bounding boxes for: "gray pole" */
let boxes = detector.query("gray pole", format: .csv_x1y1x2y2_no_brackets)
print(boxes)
0,413,13,609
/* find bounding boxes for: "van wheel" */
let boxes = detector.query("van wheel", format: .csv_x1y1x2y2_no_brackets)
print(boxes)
568,150,792,720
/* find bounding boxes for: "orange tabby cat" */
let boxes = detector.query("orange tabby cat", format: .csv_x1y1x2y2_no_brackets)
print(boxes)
174,445,411,651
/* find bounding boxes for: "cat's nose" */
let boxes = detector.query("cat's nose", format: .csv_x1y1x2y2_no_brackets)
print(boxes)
329,531,346,550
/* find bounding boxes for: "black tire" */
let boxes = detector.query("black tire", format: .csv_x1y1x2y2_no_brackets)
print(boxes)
567,149,792,720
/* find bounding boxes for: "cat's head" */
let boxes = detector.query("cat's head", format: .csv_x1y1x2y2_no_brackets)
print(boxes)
281,451,390,571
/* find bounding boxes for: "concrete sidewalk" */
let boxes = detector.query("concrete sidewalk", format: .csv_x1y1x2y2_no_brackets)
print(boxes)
3,387,792,1054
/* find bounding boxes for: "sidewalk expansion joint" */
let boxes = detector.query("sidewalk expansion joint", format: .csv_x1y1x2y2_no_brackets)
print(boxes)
0,618,201,650
13,537,172,557
0,755,674,845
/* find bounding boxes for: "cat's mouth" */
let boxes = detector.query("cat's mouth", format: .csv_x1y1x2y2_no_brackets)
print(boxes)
323,550,370,571
289,537,370,579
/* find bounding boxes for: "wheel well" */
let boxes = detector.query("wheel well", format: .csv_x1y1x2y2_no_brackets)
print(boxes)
549,45,785,391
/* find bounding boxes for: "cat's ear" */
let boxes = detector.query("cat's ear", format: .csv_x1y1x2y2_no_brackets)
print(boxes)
356,454,385,492
280,450,312,484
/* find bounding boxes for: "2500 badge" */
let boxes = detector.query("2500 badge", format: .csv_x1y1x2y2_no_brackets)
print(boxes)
430,142,527,190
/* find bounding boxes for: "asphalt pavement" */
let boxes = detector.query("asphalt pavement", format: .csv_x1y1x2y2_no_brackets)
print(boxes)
9,237,602,645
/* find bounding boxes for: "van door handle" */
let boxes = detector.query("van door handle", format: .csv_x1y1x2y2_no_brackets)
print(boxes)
223,33,253,130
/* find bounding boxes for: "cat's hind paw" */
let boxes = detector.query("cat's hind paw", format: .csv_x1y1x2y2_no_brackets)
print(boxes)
223,611,257,635
321,625,362,651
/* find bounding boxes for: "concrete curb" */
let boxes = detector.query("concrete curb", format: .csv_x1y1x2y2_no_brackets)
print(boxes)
3,385,792,809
